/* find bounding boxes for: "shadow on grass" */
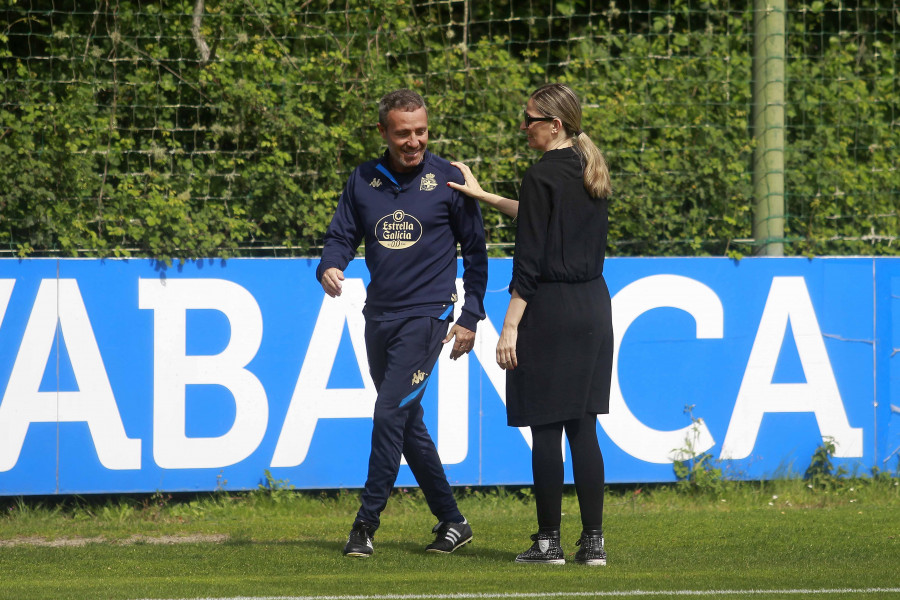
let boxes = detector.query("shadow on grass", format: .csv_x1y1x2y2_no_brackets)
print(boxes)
224,536,513,562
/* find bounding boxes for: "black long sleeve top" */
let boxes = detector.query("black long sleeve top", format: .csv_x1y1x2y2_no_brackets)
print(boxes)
509,147,609,302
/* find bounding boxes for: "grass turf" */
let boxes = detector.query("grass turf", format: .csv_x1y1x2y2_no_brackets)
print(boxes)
0,482,898,600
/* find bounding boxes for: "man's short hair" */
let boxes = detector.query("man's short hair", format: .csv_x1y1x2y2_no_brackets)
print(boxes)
378,90,427,126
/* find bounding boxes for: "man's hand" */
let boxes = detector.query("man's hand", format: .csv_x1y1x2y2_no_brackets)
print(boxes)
443,323,475,360
320,267,345,298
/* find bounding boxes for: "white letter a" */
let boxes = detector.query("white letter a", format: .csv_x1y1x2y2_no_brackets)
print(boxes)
272,280,375,467
721,277,863,459
0,279,141,472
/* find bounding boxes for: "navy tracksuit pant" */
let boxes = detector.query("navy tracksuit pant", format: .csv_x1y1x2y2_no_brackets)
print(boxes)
355,314,464,529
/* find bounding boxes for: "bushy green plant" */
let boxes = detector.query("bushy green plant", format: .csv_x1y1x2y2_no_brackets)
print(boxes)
255,469,296,504
672,405,726,496
1,1,896,258
803,436,849,491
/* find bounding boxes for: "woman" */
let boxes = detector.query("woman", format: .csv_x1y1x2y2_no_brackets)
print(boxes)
449,83,612,566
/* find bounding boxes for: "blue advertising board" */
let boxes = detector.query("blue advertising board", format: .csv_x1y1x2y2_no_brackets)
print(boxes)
0,257,896,495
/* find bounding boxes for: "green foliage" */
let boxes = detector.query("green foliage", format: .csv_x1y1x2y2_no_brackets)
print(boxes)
784,0,899,255
0,1,896,258
803,436,849,490
672,405,726,496
255,469,297,504
673,451,725,495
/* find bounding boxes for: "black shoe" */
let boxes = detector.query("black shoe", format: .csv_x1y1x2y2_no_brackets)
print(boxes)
425,519,473,553
574,530,607,566
515,532,565,564
343,521,375,557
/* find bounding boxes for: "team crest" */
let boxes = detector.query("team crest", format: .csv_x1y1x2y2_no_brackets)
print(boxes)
419,173,438,191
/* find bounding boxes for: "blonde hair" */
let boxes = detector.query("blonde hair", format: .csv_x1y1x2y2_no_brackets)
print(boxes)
530,83,611,199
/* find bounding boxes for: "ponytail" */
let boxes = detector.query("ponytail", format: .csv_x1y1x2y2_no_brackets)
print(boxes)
573,132,611,199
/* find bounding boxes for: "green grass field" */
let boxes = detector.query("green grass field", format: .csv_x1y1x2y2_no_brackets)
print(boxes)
1,480,898,600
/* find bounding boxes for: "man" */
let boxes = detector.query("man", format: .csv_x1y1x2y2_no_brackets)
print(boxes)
317,89,488,557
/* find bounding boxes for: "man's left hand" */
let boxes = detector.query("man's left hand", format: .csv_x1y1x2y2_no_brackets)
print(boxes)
443,324,475,360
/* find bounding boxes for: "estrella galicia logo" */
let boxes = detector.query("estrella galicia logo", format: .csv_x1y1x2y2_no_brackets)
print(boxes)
375,210,423,249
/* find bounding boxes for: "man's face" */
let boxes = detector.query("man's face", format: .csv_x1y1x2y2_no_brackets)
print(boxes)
377,107,428,173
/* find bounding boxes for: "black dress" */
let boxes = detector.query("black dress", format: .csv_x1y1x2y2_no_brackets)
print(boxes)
506,147,613,427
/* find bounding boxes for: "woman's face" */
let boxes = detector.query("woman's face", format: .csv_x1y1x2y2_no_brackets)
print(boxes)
521,98,557,151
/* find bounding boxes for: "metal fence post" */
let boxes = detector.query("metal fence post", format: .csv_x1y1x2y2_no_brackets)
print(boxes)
752,0,786,256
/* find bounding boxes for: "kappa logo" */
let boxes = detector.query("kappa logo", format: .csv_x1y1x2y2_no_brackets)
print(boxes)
419,173,438,191
370,177,383,188
411,370,428,385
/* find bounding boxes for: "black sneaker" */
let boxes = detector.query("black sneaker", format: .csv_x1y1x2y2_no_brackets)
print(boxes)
425,520,473,553
515,532,565,564
574,530,607,566
343,521,375,557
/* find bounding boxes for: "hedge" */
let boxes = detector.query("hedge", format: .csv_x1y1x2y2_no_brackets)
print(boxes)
1,0,896,259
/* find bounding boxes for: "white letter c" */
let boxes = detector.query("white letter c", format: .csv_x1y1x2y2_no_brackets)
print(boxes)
599,275,721,464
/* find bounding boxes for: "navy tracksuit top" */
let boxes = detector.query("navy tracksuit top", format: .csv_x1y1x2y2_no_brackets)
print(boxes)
317,150,488,331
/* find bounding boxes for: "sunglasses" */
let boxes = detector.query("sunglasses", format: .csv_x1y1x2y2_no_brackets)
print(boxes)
523,110,556,127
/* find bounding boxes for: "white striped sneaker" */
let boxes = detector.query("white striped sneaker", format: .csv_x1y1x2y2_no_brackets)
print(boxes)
342,521,375,557
425,519,473,553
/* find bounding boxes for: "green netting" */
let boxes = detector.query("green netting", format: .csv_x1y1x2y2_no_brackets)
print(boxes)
1,0,897,258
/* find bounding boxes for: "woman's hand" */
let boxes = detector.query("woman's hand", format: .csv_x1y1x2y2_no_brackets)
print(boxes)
448,162,487,200
496,324,518,370
449,161,519,218
497,291,526,370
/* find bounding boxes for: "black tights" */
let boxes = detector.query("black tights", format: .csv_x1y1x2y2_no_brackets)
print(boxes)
530,413,605,533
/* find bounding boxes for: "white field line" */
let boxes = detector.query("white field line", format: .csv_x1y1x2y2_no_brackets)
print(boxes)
138,589,900,600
